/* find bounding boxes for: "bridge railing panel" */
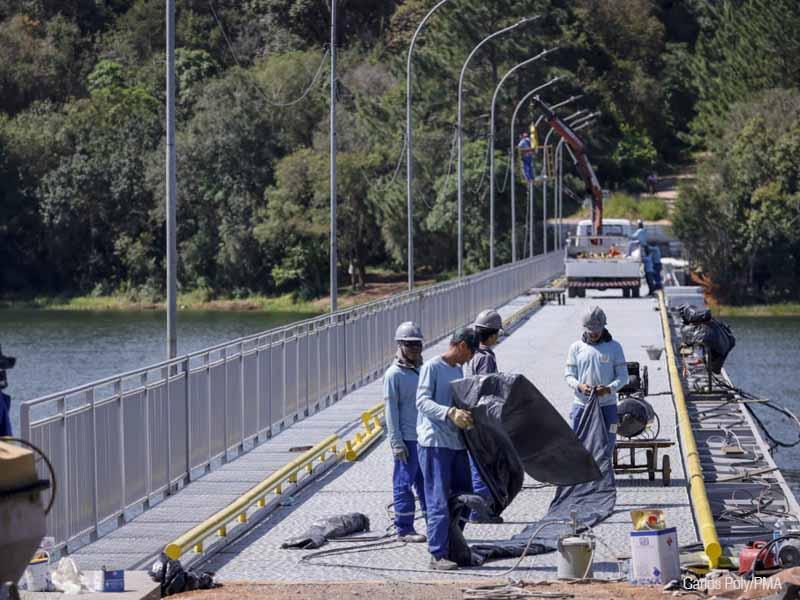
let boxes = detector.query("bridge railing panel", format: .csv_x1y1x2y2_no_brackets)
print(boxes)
21,252,562,553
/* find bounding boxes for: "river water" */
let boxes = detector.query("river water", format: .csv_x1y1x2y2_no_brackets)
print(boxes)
2,310,799,494
0,308,318,432
723,316,800,495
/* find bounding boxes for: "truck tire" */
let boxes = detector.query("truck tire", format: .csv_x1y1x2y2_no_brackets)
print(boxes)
622,288,630,298
568,287,577,298
576,288,586,298
632,287,640,298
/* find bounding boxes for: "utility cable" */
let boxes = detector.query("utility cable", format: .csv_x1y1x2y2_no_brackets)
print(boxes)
208,0,330,108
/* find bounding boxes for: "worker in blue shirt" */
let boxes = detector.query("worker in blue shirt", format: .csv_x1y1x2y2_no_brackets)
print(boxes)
642,245,656,296
417,327,478,571
650,244,663,291
384,321,427,543
518,131,534,182
466,309,503,524
565,307,628,462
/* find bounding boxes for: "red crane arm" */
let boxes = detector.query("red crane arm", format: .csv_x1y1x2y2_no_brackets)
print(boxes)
531,97,603,236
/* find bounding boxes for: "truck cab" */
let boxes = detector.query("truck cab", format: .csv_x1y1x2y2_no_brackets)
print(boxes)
574,218,632,242
565,218,642,298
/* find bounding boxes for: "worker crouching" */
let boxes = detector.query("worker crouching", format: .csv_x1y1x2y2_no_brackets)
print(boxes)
564,307,628,464
416,327,478,571
384,322,427,543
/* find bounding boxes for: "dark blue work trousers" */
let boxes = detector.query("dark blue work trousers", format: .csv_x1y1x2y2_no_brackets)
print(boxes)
522,158,534,181
570,402,618,461
393,440,427,536
469,456,492,517
418,445,472,559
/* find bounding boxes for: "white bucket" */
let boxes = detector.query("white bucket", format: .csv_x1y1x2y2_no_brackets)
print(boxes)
557,536,594,579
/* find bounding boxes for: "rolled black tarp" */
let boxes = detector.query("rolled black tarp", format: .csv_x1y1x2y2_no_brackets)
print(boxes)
445,374,614,565
678,305,736,373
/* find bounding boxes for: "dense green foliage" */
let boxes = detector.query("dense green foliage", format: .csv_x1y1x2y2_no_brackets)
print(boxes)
0,0,793,302
671,0,800,303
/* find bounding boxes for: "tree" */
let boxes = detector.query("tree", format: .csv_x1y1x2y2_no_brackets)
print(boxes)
674,89,800,303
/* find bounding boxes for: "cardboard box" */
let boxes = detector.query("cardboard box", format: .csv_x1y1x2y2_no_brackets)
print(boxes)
629,526,680,584
91,569,125,592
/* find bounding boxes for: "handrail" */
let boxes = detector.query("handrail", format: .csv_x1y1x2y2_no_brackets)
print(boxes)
24,253,555,408
161,281,562,560
164,433,340,560
658,290,722,568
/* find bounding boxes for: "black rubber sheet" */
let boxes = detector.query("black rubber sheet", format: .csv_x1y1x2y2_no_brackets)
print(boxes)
448,374,616,564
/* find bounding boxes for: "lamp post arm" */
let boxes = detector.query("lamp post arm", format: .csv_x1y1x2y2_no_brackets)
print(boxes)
406,0,452,291
457,15,538,276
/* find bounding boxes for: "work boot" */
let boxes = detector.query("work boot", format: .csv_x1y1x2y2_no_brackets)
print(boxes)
397,532,427,543
429,557,459,571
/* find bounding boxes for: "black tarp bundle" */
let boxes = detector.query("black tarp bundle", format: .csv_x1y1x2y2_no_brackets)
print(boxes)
677,304,736,373
281,513,370,550
148,554,216,597
446,374,615,565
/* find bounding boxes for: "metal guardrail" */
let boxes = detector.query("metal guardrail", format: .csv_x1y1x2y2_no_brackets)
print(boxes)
658,290,722,568
20,252,562,552
162,281,564,562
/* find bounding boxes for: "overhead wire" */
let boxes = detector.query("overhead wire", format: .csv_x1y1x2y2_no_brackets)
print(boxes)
208,0,330,108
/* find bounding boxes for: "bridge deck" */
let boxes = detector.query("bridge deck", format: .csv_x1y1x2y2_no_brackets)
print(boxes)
203,290,698,581
68,294,540,571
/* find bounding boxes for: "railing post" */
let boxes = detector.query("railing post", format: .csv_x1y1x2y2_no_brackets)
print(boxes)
116,379,126,525
184,357,191,480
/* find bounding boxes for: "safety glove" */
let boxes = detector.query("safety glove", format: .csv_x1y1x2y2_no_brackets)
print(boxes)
447,407,473,430
392,442,409,463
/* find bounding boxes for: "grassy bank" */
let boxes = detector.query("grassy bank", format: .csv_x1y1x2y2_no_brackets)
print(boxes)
0,270,441,313
711,303,800,317
573,193,670,221
0,292,323,314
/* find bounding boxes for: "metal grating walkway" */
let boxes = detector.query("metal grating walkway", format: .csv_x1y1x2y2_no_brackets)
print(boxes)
203,288,699,581
68,291,543,570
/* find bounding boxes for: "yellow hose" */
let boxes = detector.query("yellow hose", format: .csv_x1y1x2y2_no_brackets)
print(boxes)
658,290,722,568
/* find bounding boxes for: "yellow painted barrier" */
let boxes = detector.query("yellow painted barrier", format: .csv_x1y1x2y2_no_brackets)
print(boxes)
658,290,722,568
164,433,339,560
345,403,385,461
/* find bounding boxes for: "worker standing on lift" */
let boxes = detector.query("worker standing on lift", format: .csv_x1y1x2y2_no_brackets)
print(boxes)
466,309,504,524
416,327,478,571
384,322,428,543
518,131,535,182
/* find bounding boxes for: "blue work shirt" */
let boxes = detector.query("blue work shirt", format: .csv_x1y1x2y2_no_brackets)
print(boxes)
631,227,648,246
650,245,662,268
383,363,420,449
642,252,655,274
467,346,497,376
416,356,465,450
565,338,628,407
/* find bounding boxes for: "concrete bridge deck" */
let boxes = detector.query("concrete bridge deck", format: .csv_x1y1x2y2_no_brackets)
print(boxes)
202,290,698,581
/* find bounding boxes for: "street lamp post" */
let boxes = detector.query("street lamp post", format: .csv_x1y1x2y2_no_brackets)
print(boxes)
456,17,536,276
541,102,587,254
406,0,452,291
511,91,580,259
165,0,177,359
488,47,556,269
330,0,337,313
507,77,562,262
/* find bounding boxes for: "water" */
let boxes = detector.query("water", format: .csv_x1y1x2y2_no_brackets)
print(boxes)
2,309,800,495
723,317,800,496
0,308,318,431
